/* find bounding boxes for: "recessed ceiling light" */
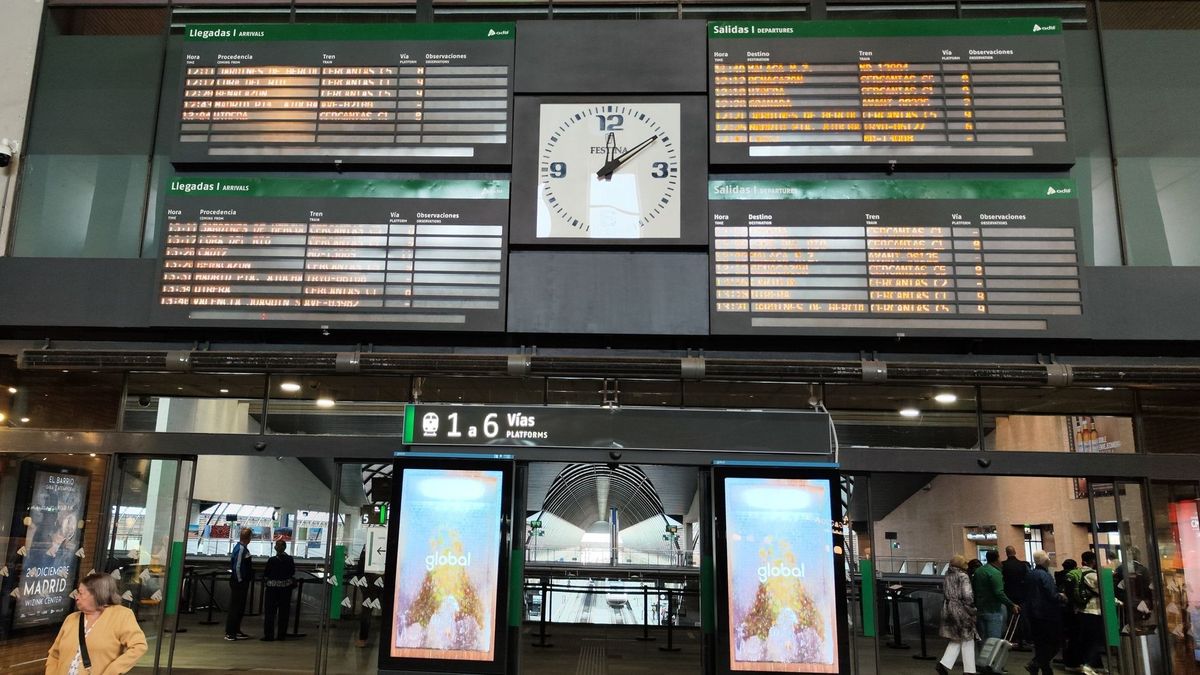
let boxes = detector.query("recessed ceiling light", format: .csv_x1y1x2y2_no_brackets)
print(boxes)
315,397,336,409
899,407,921,418
934,392,958,404
89,453,97,458
6,386,16,394
219,388,230,394
280,381,302,393
19,417,30,423
0,413,6,422
1094,387,1114,392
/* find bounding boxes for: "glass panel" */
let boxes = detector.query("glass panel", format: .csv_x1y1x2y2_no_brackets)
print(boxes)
123,373,267,433
846,474,879,675
1100,2,1200,265
824,384,979,450
102,457,186,670
10,8,167,258
1149,481,1200,675
168,454,329,671
324,461,386,675
0,453,111,673
1140,389,1200,455
267,374,411,436
981,387,1136,453
0,365,124,431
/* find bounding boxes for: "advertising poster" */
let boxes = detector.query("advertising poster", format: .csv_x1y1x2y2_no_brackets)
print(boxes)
1171,500,1200,663
390,468,504,662
16,469,89,628
724,477,839,673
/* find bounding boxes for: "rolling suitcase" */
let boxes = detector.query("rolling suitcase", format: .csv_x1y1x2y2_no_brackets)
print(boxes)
978,614,1018,674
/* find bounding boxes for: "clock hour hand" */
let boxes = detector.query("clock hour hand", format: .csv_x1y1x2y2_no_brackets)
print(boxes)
595,134,659,180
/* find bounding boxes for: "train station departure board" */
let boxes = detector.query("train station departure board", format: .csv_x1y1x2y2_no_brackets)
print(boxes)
709,19,1071,166
155,177,509,331
173,23,514,165
710,179,1083,335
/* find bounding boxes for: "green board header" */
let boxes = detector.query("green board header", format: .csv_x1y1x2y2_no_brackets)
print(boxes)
184,23,514,42
708,179,1077,201
168,177,509,199
708,18,1062,39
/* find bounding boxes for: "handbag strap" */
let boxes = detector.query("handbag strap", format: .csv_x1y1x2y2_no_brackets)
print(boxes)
78,613,92,669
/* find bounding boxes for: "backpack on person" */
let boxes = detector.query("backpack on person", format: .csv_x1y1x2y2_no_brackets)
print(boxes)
1068,567,1098,609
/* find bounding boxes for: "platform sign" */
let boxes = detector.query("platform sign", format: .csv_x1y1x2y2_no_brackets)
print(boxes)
404,404,832,455
381,457,512,674
714,467,848,674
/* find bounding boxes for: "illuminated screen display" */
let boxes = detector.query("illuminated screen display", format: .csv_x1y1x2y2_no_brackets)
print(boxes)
14,469,89,629
1173,500,1200,663
722,476,839,673
173,23,514,166
390,468,504,662
708,18,1071,166
710,179,1084,337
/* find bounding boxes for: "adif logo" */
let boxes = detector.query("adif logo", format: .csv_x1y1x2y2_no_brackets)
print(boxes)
758,563,805,583
426,551,472,571
1032,24,1057,32
1047,185,1072,196
487,28,511,37
422,412,439,436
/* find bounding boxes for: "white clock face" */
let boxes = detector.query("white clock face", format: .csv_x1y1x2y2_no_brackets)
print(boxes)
536,103,681,239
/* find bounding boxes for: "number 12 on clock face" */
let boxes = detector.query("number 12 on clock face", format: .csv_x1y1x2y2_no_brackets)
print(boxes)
535,103,682,240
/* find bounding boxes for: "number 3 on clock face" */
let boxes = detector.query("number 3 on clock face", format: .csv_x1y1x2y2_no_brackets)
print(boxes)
535,103,681,239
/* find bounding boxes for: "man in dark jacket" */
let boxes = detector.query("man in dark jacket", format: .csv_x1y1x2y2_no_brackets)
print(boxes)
1022,550,1064,675
1003,545,1032,649
225,528,254,641
973,549,1020,640
262,539,296,641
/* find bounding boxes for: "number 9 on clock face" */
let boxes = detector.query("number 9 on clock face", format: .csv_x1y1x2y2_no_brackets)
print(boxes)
536,103,681,239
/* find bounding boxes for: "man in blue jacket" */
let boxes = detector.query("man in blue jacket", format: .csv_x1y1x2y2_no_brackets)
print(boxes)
1022,550,1065,675
225,528,254,641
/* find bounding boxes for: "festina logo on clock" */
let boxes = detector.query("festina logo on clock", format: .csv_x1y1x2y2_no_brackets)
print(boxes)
536,103,681,239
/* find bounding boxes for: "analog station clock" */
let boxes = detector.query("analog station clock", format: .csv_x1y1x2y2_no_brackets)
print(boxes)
535,103,681,239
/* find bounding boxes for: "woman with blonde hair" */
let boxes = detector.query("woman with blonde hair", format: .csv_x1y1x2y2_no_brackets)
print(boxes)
46,573,147,675
936,554,979,674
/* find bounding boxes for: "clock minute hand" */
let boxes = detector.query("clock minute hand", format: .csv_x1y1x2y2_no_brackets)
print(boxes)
595,134,659,180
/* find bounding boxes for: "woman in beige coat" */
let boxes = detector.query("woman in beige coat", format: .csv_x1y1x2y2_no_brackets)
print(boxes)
46,573,147,675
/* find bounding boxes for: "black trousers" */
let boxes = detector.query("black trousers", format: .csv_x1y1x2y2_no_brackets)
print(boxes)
1078,613,1106,668
226,579,250,636
263,586,292,640
1028,617,1062,675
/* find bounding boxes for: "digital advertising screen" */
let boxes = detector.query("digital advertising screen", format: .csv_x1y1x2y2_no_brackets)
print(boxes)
715,469,847,674
12,467,90,629
1171,500,1200,663
381,459,511,674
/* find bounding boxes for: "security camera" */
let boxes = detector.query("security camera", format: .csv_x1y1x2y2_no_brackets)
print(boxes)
253,441,267,452
0,139,18,168
137,395,152,407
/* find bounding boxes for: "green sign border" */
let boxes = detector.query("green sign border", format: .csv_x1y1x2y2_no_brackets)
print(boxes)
168,177,509,200
708,18,1062,39
184,23,515,42
708,179,1077,201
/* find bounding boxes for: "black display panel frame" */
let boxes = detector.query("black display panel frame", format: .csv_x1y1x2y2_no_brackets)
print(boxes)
712,465,849,675
707,18,1074,168
379,456,514,675
509,94,709,247
171,23,516,168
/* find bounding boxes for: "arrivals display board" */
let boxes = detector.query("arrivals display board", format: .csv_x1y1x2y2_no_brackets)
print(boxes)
382,458,512,674
174,23,514,165
714,467,848,674
710,179,1083,335
155,177,508,331
709,19,1071,165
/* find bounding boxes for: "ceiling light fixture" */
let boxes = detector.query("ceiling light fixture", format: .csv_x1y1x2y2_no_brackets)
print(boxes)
315,396,336,409
898,407,921,418
934,392,958,404
19,417,30,423
280,381,302,393
6,386,16,394
219,388,230,394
